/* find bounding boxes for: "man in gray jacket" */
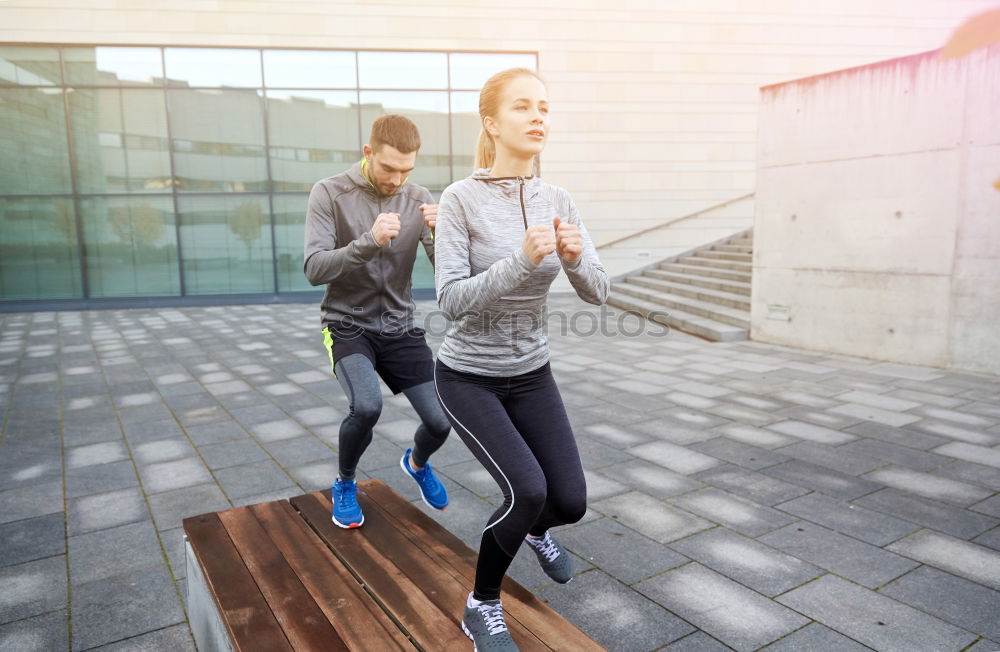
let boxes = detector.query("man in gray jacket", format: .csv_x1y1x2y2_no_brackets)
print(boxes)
304,114,450,529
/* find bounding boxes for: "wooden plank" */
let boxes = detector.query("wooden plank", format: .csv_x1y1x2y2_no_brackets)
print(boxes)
217,506,348,651
290,491,472,651
360,479,605,652
248,501,414,651
182,513,294,652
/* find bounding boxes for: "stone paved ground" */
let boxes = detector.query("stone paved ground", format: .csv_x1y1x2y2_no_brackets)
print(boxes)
2,295,999,651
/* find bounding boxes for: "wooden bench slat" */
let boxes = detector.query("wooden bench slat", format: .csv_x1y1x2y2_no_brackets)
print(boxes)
248,501,414,651
291,492,472,650
217,506,349,651
182,513,294,652
360,480,605,652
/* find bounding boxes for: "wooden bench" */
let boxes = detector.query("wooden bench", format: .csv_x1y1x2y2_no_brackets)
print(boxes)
183,478,604,651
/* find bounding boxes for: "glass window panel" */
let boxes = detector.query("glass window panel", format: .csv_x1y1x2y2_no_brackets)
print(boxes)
263,50,356,89
70,89,172,193
358,52,447,90
164,48,262,88
79,196,179,298
168,89,268,192
450,91,480,176
448,53,537,90
177,195,274,294
0,88,72,195
359,91,450,193
0,198,82,300
0,46,61,86
272,193,314,292
64,47,164,87
266,90,360,192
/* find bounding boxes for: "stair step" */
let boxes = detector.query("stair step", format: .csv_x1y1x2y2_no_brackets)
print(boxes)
677,255,752,273
712,244,753,254
697,250,752,263
634,273,751,306
611,282,750,329
606,292,748,342
658,262,750,283
645,268,751,297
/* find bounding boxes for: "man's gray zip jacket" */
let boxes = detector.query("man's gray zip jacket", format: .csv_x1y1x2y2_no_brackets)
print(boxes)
435,169,609,376
304,162,434,334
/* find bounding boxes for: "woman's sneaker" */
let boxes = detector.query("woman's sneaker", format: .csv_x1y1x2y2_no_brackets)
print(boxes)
400,448,449,510
462,593,519,651
524,531,573,583
332,478,364,528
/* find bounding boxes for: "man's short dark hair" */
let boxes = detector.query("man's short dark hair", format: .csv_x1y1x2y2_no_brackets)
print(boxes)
370,114,421,154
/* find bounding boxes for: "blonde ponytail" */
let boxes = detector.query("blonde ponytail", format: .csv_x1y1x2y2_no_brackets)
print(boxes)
475,127,495,170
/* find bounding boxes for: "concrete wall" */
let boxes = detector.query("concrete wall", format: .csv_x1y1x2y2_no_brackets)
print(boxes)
2,0,995,276
752,45,1000,374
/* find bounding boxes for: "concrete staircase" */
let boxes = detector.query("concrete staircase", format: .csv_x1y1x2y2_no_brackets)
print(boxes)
607,230,753,341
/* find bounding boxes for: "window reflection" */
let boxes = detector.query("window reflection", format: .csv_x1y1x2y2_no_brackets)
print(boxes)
64,47,164,87
272,194,313,292
450,91,480,175
359,91,449,193
70,89,172,193
164,48,262,88
178,195,274,294
358,51,447,89
0,46,61,86
80,196,179,297
168,89,268,192
264,50,356,89
0,198,81,300
266,90,360,191
0,88,72,195
449,53,537,90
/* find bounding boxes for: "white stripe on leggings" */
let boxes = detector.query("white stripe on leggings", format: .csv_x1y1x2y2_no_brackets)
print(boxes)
433,364,515,533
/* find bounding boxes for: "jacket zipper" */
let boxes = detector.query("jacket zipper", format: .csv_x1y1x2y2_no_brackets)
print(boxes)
518,176,528,230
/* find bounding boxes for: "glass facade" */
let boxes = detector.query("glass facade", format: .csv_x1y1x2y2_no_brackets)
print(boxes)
0,45,536,305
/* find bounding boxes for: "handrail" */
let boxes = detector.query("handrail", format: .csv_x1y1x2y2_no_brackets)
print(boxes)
596,192,755,250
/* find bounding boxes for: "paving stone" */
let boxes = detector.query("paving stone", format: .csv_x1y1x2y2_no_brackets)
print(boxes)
292,406,342,427
214,460,295,500
974,526,1000,552
712,423,797,450
584,422,652,448
775,492,918,545
627,441,720,475
596,459,704,499
972,495,1000,518
538,569,694,650
582,469,630,502
132,437,197,466
651,406,731,430
839,438,951,472
664,631,735,650
690,437,789,470
854,488,998,540
71,565,184,651
844,420,949,450
694,465,810,506
908,420,999,446
574,436,636,469
67,487,149,536
0,480,63,525
766,420,856,445
184,420,248,446
263,435,336,468
915,406,997,428
762,460,884,500
66,460,138,498
772,405,866,430
759,522,918,588
68,520,164,585
65,441,130,469
777,574,977,652
933,442,1000,470
632,418,719,445
90,623,197,651
672,488,796,537
833,390,921,412
864,466,992,506
704,403,781,427
557,517,687,585
147,484,231,531
0,609,68,652
760,623,871,651
668,527,821,597
887,529,1000,590
772,441,883,476
139,457,212,495
0,555,67,624
636,562,808,651
881,565,1000,640
965,638,1000,652
931,460,1000,492
591,491,714,543
249,419,308,442
0,513,65,568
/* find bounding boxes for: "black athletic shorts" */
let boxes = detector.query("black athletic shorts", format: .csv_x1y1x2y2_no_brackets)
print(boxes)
322,325,434,395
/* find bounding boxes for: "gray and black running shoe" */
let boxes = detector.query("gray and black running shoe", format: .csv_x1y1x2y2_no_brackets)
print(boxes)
462,593,519,651
524,531,573,584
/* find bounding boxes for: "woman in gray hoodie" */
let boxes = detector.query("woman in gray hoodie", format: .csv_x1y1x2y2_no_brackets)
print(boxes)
433,68,609,651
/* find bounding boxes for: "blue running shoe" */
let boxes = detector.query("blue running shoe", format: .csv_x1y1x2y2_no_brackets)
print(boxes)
400,448,449,510
332,478,364,528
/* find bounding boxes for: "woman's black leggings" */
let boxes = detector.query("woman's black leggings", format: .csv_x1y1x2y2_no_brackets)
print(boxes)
433,359,587,600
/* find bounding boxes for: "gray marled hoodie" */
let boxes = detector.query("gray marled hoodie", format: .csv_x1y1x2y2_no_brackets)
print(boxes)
435,170,609,376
